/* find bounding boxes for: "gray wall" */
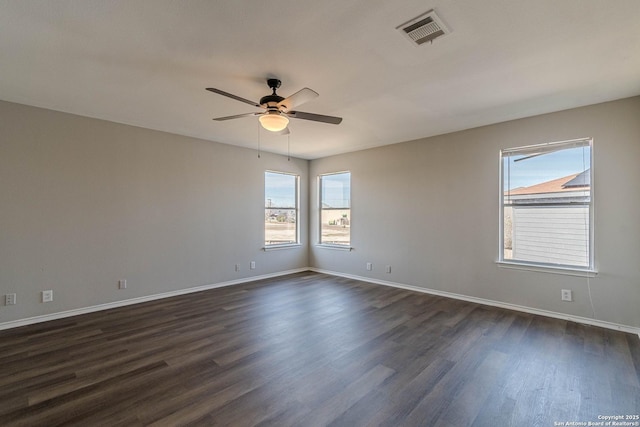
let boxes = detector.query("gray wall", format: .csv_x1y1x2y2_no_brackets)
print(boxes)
0,100,308,323
2,97,639,329
310,96,640,328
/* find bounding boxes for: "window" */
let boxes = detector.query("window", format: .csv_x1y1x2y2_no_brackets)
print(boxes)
265,171,299,246
319,171,351,246
500,138,593,270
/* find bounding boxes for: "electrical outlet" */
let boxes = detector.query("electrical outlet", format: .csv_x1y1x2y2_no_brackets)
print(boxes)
118,279,127,289
5,293,16,305
561,289,572,302
250,261,256,270
42,290,53,303
235,264,240,272
366,262,372,271
385,265,392,274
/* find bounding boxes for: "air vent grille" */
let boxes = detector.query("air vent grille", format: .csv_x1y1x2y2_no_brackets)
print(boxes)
397,10,450,46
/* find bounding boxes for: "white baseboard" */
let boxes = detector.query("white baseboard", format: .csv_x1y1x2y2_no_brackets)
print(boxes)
3,267,639,338
0,268,309,331
310,268,640,337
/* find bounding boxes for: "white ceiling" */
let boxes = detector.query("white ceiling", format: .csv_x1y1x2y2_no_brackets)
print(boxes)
1,1,639,159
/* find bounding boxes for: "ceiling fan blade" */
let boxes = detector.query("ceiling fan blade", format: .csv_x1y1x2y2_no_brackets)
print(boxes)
213,112,263,121
206,88,261,108
286,111,342,125
277,88,319,112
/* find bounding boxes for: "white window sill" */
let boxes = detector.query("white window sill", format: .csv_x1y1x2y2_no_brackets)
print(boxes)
316,244,353,251
496,260,597,277
263,244,301,251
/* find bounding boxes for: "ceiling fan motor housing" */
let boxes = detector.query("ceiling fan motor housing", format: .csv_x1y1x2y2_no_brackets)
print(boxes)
261,78,285,108
260,94,284,107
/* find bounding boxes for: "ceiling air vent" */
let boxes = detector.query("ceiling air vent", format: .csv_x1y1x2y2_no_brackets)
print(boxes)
397,9,450,46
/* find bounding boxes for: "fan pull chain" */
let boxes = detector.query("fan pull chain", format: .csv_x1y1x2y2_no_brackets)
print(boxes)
257,121,261,158
287,133,290,161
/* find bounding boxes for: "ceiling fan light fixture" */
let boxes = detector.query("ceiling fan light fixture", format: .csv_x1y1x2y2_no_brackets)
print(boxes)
259,112,289,132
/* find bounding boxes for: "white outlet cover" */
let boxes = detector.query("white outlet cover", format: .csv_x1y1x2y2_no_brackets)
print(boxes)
42,290,53,303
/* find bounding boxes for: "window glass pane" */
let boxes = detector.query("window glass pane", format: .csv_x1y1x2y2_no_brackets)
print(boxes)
265,172,296,208
503,146,591,204
320,172,351,246
320,209,351,245
501,141,591,268
265,171,298,246
321,172,351,209
265,213,297,245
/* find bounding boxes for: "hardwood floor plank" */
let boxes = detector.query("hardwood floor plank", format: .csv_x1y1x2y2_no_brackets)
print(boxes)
2,361,168,425
0,272,638,426
369,357,455,426
296,364,396,426
435,350,509,427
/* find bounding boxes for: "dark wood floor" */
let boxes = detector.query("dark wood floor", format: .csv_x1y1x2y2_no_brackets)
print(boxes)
1,272,639,426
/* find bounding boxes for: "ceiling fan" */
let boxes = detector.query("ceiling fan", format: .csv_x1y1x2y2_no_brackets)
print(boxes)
206,79,342,132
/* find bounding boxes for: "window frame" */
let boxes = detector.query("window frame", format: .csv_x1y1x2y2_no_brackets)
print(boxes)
498,138,596,275
318,171,352,249
264,170,300,249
